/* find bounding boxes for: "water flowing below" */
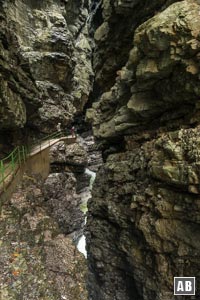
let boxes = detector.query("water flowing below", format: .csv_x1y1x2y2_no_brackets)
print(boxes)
77,168,96,257
77,233,87,257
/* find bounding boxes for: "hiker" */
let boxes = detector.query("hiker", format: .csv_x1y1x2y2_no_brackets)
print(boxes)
71,126,76,138
56,122,61,132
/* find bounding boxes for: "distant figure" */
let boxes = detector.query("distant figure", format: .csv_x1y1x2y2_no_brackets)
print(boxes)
71,126,76,138
56,122,61,132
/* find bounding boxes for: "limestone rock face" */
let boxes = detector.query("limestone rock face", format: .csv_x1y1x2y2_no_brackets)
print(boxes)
92,0,178,93
87,128,200,300
0,1,41,130
0,174,87,300
87,1,200,300
43,172,84,234
88,0,200,139
0,0,93,133
50,141,88,168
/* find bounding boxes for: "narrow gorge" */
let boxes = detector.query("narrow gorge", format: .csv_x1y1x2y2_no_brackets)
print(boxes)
1,0,200,300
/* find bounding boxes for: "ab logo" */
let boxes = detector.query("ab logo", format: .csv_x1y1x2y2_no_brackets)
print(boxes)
174,277,195,295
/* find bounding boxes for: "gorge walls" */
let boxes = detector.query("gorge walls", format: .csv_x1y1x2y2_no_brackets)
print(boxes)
1,0,200,299
0,0,93,153
0,1,93,298
86,1,200,299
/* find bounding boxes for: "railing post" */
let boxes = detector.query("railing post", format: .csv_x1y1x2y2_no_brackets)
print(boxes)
24,146,27,158
22,146,26,162
25,146,27,160
18,147,21,165
11,152,15,171
0,160,5,191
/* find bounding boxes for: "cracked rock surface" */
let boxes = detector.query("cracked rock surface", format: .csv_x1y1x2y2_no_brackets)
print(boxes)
0,0,93,135
0,174,87,300
86,1,200,300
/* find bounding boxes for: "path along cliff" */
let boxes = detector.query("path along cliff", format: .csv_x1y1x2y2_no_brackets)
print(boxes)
1,0,200,300
0,131,101,300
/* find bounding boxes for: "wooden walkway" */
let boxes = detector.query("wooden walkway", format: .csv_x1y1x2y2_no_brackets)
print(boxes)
0,135,76,199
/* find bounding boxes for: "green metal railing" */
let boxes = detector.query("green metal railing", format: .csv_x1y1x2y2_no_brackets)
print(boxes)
0,130,67,192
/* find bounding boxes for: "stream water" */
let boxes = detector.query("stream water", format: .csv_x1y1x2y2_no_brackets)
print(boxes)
77,167,96,257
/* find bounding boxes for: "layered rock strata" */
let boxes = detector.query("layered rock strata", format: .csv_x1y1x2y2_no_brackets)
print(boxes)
88,0,200,139
0,0,93,137
92,0,179,94
87,1,200,299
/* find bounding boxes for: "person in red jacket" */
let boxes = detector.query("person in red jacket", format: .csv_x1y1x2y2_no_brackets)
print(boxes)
71,126,76,138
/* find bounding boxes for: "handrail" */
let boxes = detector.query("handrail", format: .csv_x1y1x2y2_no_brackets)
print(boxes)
0,130,67,192
2,146,19,162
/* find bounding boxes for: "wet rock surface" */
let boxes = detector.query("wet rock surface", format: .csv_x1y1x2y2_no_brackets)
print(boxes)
77,134,103,172
43,172,84,234
2,0,200,299
50,141,88,169
92,0,178,94
0,174,87,300
0,0,93,138
87,128,200,300
88,0,200,139
86,1,200,300
49,137,98,241
49,136,101,201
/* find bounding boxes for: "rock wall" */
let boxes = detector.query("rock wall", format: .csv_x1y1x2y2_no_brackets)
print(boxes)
2,0,200,299
87,1,200,299
0,0,93,142
92,0,179,94
48,140,89,235
0,174,88,300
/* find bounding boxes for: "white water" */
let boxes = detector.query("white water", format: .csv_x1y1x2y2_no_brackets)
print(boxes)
85,168,96,190
77,235,87,258
77,168,96,258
